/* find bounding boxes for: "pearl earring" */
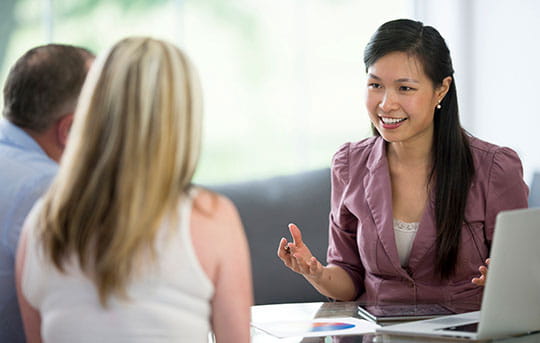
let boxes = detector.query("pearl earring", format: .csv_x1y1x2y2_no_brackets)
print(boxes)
437,103,442,109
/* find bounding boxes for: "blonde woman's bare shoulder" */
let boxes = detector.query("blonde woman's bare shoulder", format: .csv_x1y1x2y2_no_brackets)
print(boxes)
191,187,239,222
190,187,244,247
189,187,247,284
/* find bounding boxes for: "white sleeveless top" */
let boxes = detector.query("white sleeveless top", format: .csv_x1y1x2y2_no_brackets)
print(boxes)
393,219,419,267
22,193,214,343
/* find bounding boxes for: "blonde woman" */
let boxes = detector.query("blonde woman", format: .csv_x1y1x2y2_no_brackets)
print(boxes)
15,37,252,343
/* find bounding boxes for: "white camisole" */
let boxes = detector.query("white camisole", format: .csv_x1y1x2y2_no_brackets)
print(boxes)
393,218,419,267
22,193,214,343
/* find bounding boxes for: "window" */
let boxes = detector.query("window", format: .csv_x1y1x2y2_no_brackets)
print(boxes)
0,0,407,183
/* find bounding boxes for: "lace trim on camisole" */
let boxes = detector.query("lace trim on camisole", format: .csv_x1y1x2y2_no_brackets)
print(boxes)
393,219,420,232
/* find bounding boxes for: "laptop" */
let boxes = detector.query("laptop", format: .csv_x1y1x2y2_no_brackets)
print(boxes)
377,207,540,341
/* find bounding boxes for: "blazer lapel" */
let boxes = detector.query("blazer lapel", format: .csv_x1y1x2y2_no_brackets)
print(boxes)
364,138,403,273
407,189,437,269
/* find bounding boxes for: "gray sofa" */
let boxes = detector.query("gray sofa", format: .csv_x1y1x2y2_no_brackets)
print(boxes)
205,168,331,305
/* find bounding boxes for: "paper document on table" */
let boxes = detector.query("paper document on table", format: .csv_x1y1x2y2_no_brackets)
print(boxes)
251,317,380,338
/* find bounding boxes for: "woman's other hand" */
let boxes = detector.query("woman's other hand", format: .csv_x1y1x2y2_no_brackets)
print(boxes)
471,258,490,286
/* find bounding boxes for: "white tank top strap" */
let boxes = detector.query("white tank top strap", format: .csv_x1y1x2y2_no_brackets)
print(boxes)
176,186,213,294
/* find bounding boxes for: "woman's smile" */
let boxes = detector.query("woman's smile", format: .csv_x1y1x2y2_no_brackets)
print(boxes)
379,116,408,129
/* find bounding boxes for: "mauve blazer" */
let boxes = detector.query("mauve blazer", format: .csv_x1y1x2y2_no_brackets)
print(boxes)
327,136,529,311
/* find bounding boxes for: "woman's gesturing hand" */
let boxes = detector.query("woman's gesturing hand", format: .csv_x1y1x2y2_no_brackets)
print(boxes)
277,223,324,281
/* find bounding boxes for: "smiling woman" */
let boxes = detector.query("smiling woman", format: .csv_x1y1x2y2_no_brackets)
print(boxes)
277,18,529,311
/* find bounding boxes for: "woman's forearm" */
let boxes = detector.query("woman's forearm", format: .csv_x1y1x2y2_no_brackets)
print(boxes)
304,264,356,301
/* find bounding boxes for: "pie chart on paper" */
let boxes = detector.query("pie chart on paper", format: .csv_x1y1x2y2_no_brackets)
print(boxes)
251,317,380,338
310,322,356,332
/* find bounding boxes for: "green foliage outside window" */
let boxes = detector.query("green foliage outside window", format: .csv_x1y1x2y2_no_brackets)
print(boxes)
0,0,405,184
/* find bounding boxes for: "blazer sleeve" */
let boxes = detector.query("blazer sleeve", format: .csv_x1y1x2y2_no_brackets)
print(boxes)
484,147,529,243
326,143,365,299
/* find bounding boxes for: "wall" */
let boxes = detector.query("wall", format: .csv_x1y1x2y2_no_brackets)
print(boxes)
413,0,540,185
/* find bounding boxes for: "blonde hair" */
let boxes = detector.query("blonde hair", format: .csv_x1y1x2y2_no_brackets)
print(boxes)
39,37,203,305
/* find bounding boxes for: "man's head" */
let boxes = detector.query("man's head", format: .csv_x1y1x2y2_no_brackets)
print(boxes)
2,44,94,161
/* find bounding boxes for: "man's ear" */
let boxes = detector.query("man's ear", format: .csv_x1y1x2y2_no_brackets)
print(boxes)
56,113,74,148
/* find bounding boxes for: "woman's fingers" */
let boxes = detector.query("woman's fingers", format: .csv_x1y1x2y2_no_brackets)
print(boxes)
288,223,304,247
281,250,323,278
471,261,489,286
277,237,292,263
479,265,488,276
277,237,288,255
277,237,305,273
279,224,321,277
291,254,319,276
471,276,485,286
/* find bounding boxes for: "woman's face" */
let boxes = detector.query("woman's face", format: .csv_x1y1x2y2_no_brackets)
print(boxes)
365,51,449,146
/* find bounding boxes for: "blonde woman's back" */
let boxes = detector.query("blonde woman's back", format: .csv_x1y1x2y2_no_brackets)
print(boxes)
19,188,252,343
16,37,252,343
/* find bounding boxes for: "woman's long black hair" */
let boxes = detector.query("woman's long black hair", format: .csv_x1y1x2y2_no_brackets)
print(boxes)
364,19,474,279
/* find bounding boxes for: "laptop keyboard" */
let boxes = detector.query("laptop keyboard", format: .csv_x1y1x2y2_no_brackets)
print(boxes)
442,323,479,333
428,317,473,325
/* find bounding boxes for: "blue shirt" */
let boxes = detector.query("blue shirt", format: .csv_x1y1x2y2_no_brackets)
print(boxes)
0,119,58,343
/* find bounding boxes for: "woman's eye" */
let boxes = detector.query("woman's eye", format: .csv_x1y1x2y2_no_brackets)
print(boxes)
368,83,382,89
399,86,414,91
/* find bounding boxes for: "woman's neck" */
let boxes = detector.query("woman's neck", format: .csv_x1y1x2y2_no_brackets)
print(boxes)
386,131,433,170
387,142,432,170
